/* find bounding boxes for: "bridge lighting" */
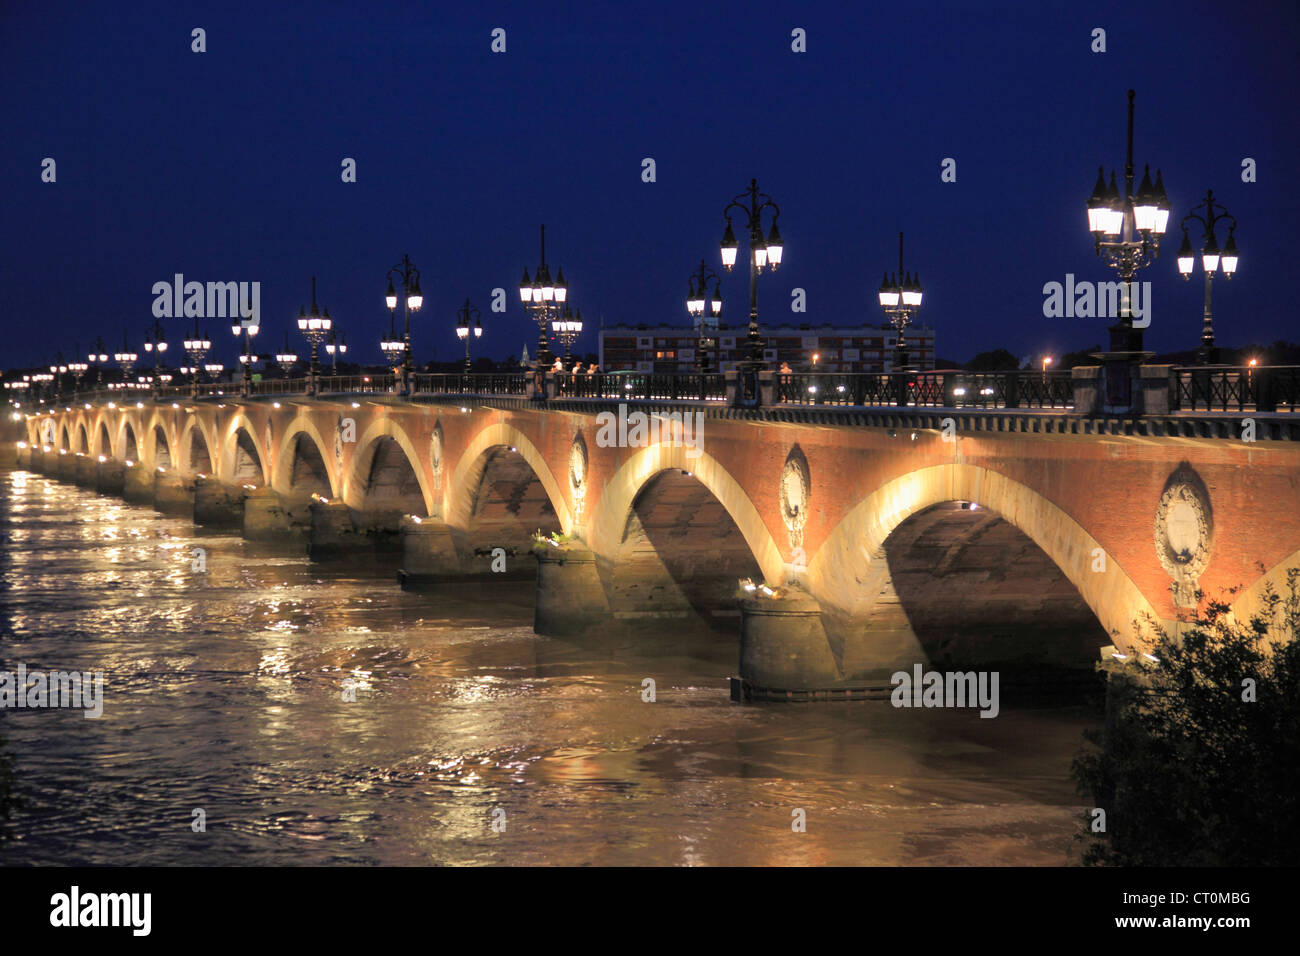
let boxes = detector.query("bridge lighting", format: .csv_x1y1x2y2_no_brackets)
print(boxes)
518,226,570,369
350,402,360,408
718,178,782,370
410,515,422,524
98,455,106,462
1085,91,1170,400
686,260,723,372
297,277,334,395
878,233,925,373
273,402,281,409
385,254,423,394
1111,651,1129,662
136,402,144,409
125,459,134,467
456,299,484,372
1176,190,1240,364
17,441,27,449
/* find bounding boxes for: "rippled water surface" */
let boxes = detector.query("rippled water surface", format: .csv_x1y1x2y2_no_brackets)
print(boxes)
0,467,1097,865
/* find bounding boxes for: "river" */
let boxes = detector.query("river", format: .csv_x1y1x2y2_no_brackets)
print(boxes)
0,466,1096,865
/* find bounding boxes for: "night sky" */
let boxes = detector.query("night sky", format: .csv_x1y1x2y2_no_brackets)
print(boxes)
2,0,1296,371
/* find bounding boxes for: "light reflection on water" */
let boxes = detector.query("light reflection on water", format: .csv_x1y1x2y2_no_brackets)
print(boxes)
0,468,1096,865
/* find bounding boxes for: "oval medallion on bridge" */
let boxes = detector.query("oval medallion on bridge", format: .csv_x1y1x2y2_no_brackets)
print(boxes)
780,447,810,551
569,431,588,511
430,420,444,490
1154,465,1213,608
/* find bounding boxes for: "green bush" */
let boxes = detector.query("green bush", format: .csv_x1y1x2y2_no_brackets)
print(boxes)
1073,571,1300,865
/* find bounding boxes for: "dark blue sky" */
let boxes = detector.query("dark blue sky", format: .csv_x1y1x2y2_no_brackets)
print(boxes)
2,0,1297,370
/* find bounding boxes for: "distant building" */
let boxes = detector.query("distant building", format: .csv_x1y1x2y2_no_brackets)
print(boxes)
598,321,935,373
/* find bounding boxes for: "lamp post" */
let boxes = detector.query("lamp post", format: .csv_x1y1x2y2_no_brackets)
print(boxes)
518,225,568,370
87,337,109,387
876,232,925,372
182,320,211,396
719,178,783,379
686,259,723,373
1084,89,1171,408
114,331,139,391
325,329,347,374
551,306,583,369
1176,189,1239,365
455,299,483,373
275,333,299,376
297,277,332,395
385,254,423,394
231,319,259,395
67,361,88,395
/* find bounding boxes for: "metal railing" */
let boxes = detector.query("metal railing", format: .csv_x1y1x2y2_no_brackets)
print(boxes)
1173,366,1300,413
38,365,1300,416
555,372,727,402
775,370,1075,409
411,373,529,396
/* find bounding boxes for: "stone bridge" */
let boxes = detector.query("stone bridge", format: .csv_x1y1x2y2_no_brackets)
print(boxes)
14,390,1300,698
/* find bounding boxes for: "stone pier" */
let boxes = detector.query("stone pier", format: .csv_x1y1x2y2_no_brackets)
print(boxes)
153,470,194,516
737,584,841,697
243,487,311,540
533,542,613,636
308,499,364,560
194,476,245,528
73,453,96,487
123,461,153,505
95,458,125,497
397,515,463,590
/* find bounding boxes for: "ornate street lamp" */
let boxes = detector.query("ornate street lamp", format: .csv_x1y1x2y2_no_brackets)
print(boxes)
686,259,723,373
182,323,211,396
297,277,332,395
87,337,109,387
1084,89,1171,407
67,361,88,394
719,178,783,380
231,318,259,394
324,329,347,374
551,305,582,369
519,224,568,369
275,333,299,376
877,232,925,371
114,330,139,380
1176,189,1239,365
455,298,482,373
384,254,423,394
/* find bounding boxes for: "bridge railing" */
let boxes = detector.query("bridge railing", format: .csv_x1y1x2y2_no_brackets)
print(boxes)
775,370,1074,409
317,374,397,395
555,372,727,402
1171,366,1300,413
410,373,529,396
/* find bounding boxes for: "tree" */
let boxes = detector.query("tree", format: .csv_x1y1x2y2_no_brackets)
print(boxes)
964,348,1020,371
1072,571,1300,865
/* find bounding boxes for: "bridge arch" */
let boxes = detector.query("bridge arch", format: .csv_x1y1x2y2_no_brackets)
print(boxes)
1227,544,1300,636
150,423,173,470
75,423,89,454
272,419,338,498
218,414,269,486
119,420,140,463
58,423,70,452
588,440,784,586
179,416,216,476
446,422,570,533
96,420,112,458
344,418,432,516
807,462,1158,655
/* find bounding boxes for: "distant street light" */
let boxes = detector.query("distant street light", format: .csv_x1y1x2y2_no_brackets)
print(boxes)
87,337,109,387
455,299,482,373
719,178,783,376
1176,189,1239,365
385,254,423,394
297,276,332,395
877,232,925,371
519,225,568,369
551,306,582,369
686,259,722,373
325,329,347,374
275,332,299,376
